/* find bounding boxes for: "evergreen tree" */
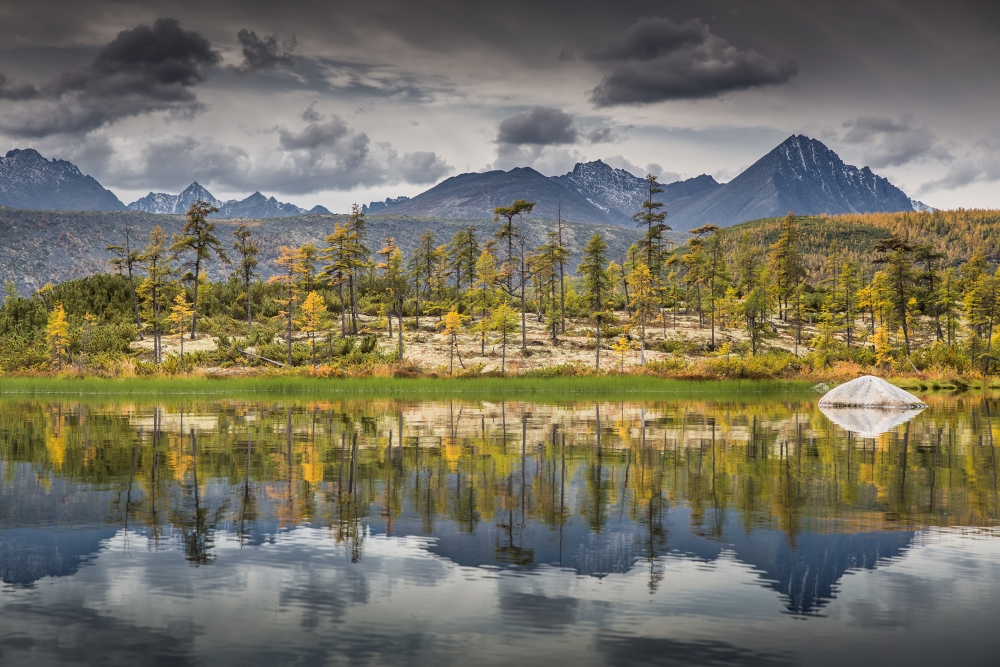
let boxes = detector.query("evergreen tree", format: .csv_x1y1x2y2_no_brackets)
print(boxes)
300,291,327,368
768,213,806,320
107,215,144,337
448,227,479,302
873,237,916,355
735,231,774,355
231,224,259,333
169,292,193,371
171,200,227,339
580,233,610,370
470,249,500,355
138,226,174,364
632,173,669,272
628,263,658,364
45,303,69,370
490,302,519,374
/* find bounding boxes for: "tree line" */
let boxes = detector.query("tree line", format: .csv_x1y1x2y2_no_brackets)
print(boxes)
6,178,1000,376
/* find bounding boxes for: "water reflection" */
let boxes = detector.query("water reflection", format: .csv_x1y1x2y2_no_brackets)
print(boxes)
819,405,925,437
0,395,999,664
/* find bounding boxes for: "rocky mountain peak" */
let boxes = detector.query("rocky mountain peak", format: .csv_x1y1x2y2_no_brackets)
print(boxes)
0,147,125,211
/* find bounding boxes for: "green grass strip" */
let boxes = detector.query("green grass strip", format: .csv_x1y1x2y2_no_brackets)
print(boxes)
0,375,815,401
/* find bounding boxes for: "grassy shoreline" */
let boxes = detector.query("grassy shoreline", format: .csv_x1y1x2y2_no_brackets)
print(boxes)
0,375,818,400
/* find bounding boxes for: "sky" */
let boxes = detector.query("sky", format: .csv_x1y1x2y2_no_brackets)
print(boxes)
1,0,999,212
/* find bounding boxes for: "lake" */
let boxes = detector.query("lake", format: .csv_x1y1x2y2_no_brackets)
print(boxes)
0,392,998,665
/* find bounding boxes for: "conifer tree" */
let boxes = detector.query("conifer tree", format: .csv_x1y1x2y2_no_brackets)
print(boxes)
271,246,307,366
873,237,916,355
169,292,193,371
580,232,610,370
491,302,519,374
470,249,500,355
45,303,69,370
735,231,774,355
768,213,805,320
300,291,327,368
107,215,144,337
171,200,227,339
628,263,658,365
441,309,467,374
632,173,668,272
138,226,173,363
232,224,259,333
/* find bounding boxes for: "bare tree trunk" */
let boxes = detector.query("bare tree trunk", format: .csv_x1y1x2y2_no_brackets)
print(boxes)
245,276,253,333
190,254,201,340
349,274,358,335
397,301,404,361
640,318,645,365
596,315,601,371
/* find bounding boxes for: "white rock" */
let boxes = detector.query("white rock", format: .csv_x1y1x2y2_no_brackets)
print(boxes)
818,375,926,408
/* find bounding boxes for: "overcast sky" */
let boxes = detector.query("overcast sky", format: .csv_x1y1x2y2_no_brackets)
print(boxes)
1,0,998,212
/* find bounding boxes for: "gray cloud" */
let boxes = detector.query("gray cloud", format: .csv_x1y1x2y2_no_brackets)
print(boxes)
842,116,914,144
301,102,322,122
492,107,616,173
602,155,678,181
586,127,616,144
589,17,797,107
497,107,578,146
0,73,39,100
843,115,950,168
496,107,616,150
918,139,1000,194
85,113,452,195
0,18,220,137
229,29,297,73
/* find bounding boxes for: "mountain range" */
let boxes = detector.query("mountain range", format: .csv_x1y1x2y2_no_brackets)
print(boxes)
370,135,917,230
2,135,924,229
127,182,330,218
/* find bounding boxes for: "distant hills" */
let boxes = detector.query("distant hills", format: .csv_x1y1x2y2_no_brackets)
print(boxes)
127,182,330,218
0,149,126,211
365,160,720,226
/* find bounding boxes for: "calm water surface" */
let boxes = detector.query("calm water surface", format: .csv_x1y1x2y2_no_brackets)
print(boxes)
1,393,999,665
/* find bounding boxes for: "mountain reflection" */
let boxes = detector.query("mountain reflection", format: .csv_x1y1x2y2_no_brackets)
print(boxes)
0,395,998,614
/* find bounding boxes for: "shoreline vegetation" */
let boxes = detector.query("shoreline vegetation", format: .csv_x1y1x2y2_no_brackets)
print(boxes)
7,192,1000,391
0,375,816,399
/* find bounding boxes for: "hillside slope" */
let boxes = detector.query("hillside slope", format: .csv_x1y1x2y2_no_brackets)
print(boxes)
0,208,641,296
670,209,1000,275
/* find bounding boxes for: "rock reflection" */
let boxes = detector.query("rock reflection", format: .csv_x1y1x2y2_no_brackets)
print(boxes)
820,405,925,437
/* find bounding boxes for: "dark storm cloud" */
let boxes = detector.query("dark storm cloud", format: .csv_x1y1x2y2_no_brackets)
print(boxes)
229,29,296,73
0,18,219,136
0,73,39,100
589,17,797,107
497,107,577,146
496,107,615,147
843,115,950,168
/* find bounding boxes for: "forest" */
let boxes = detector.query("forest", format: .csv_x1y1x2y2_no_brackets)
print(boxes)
3,176,1000,383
